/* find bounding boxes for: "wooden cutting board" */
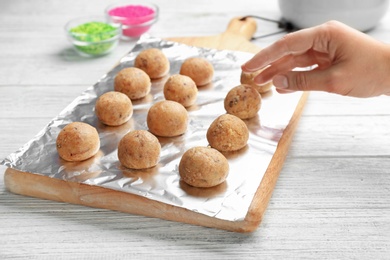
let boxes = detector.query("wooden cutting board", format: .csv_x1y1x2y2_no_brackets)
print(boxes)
4,17,308,233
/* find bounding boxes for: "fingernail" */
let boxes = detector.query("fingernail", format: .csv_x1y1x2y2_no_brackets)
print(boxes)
241,63,249,71
273,75,288,89
241,63,255,72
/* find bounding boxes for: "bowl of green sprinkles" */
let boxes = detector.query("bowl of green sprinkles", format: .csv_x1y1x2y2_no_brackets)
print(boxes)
65,16,121,57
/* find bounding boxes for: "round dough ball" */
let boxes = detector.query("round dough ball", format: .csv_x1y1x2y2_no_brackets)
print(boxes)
95,91,133,126
224,84,261,119
241,70,273,93
147,100,188,137
179,146,229,188
206,114,249,152
163,74,198,107
134,48,170,79
56,122,100,162
118,130,161,170
180,57,214,86
114,67,151,100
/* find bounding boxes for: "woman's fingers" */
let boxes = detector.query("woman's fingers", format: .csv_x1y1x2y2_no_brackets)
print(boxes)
242,25,327,72
253,51,327,84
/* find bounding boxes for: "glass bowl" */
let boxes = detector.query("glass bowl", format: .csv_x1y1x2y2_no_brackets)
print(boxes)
105,1,159,39
65,16,121,57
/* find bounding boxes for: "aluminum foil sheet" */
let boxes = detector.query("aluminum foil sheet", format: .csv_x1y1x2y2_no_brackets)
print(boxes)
2,36,302,221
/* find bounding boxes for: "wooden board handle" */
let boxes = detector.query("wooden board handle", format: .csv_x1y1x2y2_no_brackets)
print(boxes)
225,17,257,40
167,17,261,53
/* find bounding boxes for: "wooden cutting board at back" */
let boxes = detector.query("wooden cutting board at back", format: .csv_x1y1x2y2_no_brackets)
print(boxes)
4,17,308,233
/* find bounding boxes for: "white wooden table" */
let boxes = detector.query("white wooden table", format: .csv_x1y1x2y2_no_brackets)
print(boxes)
1,0,389,259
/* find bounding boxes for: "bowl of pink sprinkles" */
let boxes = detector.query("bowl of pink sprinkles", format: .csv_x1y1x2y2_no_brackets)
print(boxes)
106,1,159,38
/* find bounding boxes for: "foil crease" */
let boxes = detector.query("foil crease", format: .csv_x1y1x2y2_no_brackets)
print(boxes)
1,36,302,221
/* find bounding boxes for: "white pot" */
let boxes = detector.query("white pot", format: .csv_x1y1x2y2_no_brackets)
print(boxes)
278,0,389,31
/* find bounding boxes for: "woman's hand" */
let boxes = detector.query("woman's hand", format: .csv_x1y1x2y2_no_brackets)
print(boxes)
242,21,390,97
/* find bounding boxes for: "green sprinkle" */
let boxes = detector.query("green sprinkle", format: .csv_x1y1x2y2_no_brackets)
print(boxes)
69,21,119,56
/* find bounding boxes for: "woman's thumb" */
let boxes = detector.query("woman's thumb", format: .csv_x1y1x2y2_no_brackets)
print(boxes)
273,70,333,93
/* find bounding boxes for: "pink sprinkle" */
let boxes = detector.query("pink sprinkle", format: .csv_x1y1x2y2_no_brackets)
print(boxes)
107,4,157,37
108,5,155,25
